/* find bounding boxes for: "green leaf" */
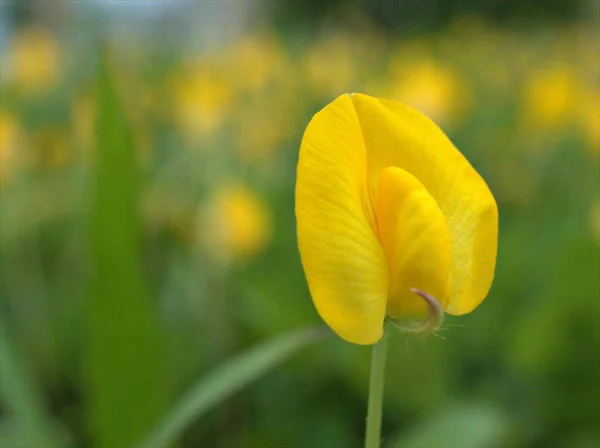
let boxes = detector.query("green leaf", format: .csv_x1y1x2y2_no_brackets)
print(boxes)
0,320,69,447
139,327,325,448
85,47,167,448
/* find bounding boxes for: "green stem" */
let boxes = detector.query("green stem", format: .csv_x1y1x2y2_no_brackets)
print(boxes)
365,334,388,448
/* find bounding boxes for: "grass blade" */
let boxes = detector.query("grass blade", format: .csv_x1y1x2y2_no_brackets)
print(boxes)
0,320,67,447
140,326,325,448
85,48,167,448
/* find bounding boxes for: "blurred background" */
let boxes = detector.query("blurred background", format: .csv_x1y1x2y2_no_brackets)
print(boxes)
0,0,599,447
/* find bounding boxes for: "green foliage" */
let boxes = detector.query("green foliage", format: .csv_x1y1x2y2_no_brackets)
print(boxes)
142,327,325,448
271,0,581,34
85,49,168,448
0,323,69,447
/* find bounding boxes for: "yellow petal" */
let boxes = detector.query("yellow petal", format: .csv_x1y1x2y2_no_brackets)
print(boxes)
350,93,497,314
296,94,388,345
377,167,452,319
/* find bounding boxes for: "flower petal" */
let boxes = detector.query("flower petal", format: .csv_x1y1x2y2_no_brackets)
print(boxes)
377,166,452,319
350,93,498,314
296,94,388,344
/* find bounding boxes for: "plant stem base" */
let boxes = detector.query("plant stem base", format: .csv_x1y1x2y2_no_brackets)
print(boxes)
365,335,388,448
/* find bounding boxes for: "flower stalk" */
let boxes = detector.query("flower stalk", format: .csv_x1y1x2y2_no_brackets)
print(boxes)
365,332,388,448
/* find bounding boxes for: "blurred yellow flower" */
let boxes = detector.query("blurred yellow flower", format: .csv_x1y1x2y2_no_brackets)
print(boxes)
71,87,152,166
236,116,288,162
172,65,233,143
0,112,24,186
522,66,579,129
296,94,497,344
71,91,95,159
32,126,69,168
388,58,470,124
200,185,271,263
235,101,294,163
578,91,600,160
305,34,355,97
228,31,285,93
5,26,62,94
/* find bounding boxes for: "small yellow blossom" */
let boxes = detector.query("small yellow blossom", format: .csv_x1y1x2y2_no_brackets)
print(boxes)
305,34,355,97
71,84,152,165
71,91,95,160
236,116,288,162
5,26,62,94
172,65,233,143
200,185,271,263
31,126,69,168
578,91,600,160
388,58,470,124
228,31,285,93
235,102,294,163
296,94,497,344
522,66,579,129
0,112,24,186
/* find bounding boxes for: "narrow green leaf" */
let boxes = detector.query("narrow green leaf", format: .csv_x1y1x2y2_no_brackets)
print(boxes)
85,47,167,448
139,327,326,448
0,320,69,447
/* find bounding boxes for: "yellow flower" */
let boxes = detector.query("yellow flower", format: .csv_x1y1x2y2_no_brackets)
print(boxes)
296,94,498,344
522,66,578,129
578,90,600,160
388,59,469,124
200,185,271,263
228,31,285,93
31,126,69,168
71,84,152,165
171,64,233,143
305,34,355,97
236,113,288,162
71,91,95,158
0,112,24,186
5,26,62,94
234,99,295,163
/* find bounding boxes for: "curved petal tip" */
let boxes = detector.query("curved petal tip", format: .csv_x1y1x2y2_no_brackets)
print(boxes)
387,288,445,339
